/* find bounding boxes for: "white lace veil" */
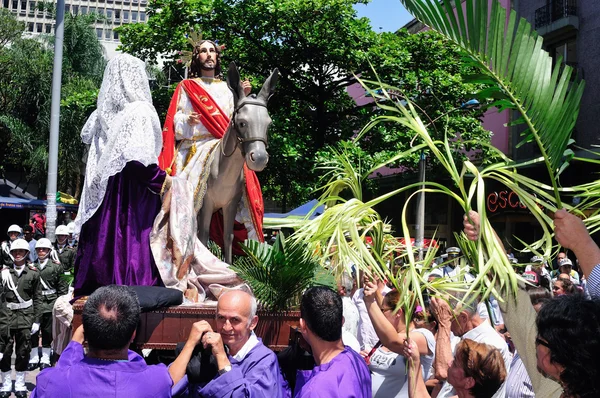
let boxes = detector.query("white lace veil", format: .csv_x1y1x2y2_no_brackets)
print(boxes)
74,54,163,234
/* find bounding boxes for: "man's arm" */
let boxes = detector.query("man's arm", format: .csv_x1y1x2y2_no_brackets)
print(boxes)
429,298,453,381
554,209,600,284
169,321,213,385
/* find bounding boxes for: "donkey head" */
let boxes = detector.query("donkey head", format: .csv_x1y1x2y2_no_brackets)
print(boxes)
226,62,278,172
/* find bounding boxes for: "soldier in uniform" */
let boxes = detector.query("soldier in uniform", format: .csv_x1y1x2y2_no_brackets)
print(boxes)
0,239,41,398
27,238,67,371
1,225,22,267
53,225,76,276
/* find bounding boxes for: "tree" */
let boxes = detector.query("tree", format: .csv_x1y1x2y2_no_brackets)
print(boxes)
118,0,495,211
0,10,104,197
0,8,25,49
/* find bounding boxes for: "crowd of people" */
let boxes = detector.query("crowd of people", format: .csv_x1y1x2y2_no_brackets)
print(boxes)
0,206,589,398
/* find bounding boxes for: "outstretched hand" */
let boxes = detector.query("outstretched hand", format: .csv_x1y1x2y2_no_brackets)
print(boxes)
463,210,480,241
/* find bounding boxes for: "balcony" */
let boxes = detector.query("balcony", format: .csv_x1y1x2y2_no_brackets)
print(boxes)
535,0,578,38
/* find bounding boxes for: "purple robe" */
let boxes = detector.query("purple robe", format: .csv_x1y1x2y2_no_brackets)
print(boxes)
172,339,290,398
31,341,173,397
293,346,371,398
73,161,166,297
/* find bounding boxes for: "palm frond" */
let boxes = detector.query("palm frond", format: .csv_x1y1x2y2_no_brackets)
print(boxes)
400,0,584,206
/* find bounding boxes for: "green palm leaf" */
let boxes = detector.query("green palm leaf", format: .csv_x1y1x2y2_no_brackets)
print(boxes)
400,0,585,206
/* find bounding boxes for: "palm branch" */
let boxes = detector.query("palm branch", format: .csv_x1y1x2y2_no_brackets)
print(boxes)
230,233,320,311
400,0,584,207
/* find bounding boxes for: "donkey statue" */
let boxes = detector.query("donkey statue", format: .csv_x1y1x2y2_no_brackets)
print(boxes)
198,62,278,264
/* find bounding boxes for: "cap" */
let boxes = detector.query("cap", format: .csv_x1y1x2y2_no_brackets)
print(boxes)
522,271,539,285
559,258,573,267
530,256,544,264
446,247,461,255
67,222,75,234
9,239,30,252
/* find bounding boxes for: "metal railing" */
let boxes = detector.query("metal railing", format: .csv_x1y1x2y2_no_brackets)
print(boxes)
535,0,577,29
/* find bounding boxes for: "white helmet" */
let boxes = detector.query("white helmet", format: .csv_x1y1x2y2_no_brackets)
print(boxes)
7,225,21,234
67,222,75,235
55,225,69,236
35,238,53,250
9,239,30,252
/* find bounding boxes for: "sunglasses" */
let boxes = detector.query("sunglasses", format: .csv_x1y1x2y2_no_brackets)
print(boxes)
535,337,552,350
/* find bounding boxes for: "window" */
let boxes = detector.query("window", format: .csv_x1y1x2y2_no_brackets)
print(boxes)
113,31,119,40
72,5,78,14
28,1,34,12
106,8,112,20
80,6,87,14
97,8,104,16
553,39,577,67
45,24,51,33
20,0,25,10
36,23,42,32
105,29,111,39
12,0,17,10
123,10,129,21
140,11,145,21
131,11,137,21
27,22,34,31
96,28,103,38
65,4,70,13
89,6,95,13
115,9,120,20
3,0,9,8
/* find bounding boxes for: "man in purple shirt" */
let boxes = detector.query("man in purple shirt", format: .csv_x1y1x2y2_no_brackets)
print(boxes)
171,290,290,397
31,285,173,397
294,286,371,398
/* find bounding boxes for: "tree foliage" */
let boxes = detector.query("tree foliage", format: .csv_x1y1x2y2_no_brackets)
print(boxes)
118,0,496,211
0,11,104,197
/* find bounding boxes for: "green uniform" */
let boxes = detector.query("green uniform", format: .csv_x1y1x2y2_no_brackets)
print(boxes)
0,264,41,372
31,260,68,349
53,243,76,275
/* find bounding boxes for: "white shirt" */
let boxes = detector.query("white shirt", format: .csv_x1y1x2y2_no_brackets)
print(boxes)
342,330,361,354
342,296,359,338
352,286,391,350
231,331,259,361
436,321,512,398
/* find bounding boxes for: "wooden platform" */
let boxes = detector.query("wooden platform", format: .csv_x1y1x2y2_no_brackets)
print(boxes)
72,300,301,351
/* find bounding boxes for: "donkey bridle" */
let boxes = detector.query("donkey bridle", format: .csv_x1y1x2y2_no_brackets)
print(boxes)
222,99,269,158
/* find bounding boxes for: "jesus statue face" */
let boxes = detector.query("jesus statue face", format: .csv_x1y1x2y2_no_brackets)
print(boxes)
197,41,218,71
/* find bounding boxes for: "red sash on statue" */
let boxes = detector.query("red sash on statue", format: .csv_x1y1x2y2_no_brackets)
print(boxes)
158,80,265,254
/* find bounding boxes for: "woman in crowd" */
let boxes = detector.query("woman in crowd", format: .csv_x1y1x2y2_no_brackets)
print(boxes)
553,277,577,296
404,338,506,398
362,289,436,397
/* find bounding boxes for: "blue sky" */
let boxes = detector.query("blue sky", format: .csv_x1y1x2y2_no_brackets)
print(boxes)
354,0,414,32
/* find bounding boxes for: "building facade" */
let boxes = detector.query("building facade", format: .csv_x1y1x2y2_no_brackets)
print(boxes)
0,0,149,58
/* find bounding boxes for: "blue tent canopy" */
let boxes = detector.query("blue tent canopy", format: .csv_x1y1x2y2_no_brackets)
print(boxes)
264,199,324,219
0,197,78,211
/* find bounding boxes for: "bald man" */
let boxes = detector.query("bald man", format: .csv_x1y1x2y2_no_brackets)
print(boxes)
171,290,290,397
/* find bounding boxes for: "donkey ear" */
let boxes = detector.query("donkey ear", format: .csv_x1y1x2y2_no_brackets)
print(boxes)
226,62,245,106
257,68,279,102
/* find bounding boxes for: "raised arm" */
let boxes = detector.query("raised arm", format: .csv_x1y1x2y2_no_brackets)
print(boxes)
403,338,431,398
554,209,600,281
429,297,454,381
363,282,427,356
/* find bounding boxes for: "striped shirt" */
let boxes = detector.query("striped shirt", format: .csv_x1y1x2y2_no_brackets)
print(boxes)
587,264,600,298
506,351,535,398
